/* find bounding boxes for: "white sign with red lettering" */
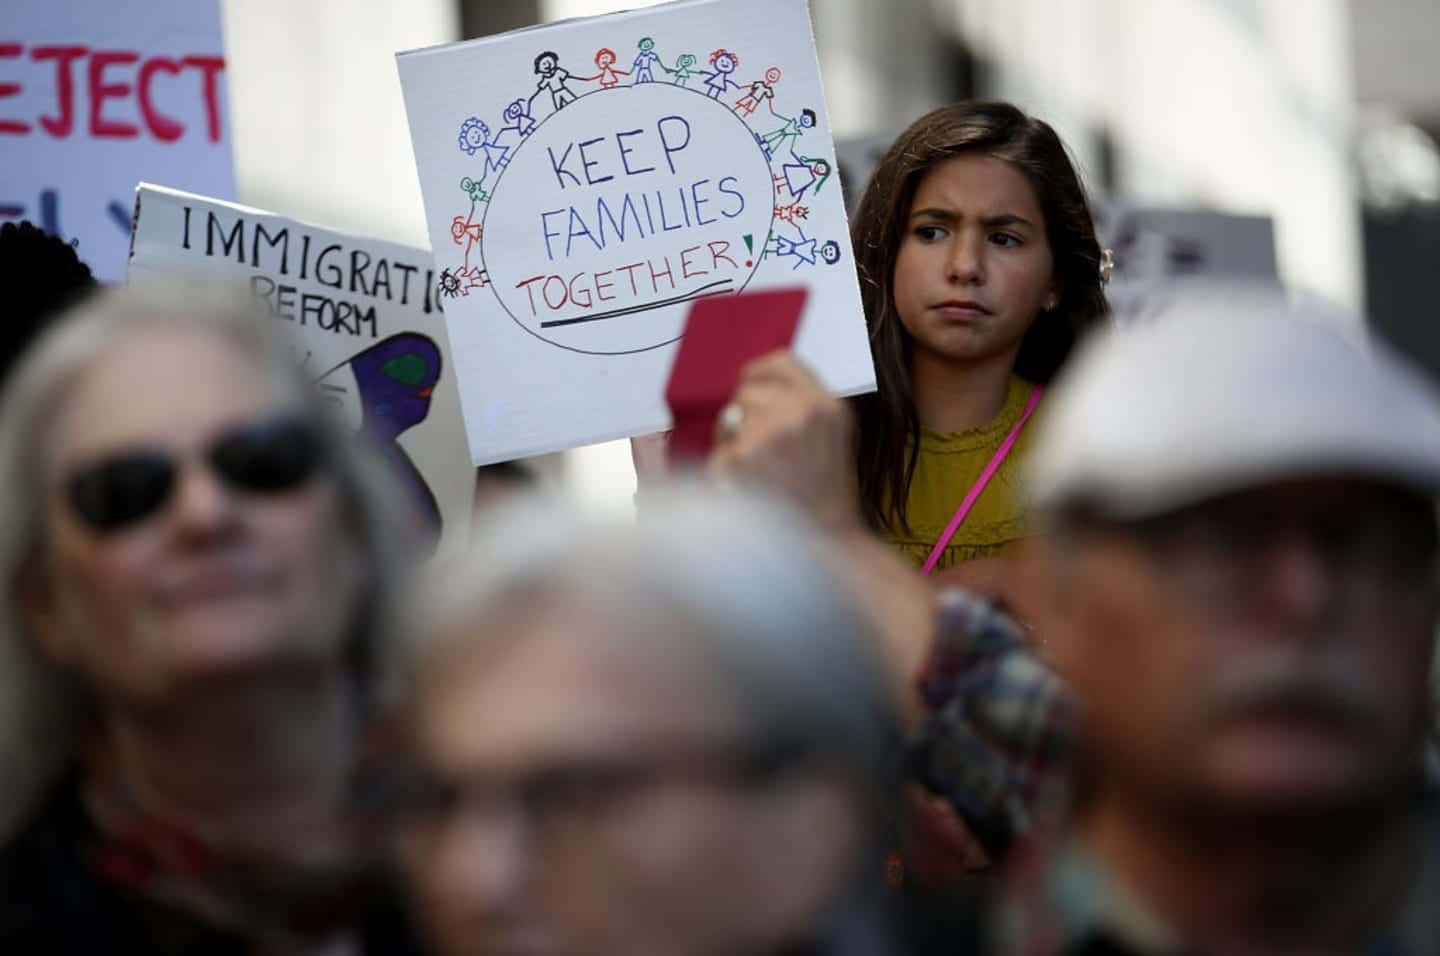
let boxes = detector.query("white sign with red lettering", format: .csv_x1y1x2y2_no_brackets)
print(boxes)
398,0,874,463
2,0,234,280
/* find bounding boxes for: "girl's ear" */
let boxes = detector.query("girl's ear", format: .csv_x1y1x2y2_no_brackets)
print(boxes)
1044,272,1064,312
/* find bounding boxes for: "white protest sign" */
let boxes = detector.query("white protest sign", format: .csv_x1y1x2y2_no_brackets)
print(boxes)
129,184,473,557
2,0,234,281
1093,204,1281,325
398,0,874,463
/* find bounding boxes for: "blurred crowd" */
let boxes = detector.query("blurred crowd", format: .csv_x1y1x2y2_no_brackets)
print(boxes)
3,97,1440,956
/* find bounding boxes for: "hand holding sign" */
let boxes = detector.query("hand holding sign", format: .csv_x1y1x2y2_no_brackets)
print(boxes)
665,287,805,462
708,350,860,533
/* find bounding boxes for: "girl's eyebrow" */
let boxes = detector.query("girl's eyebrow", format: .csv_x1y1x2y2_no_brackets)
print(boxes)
908,208,1036,229
982,213,1035,229
909,206,958,223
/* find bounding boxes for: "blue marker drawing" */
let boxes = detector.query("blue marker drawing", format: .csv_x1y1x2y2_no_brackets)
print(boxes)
769,230,815,268
702,49,742,100
457,116,512,200
632,37,662,83
779,156,832,201
500,98,537,138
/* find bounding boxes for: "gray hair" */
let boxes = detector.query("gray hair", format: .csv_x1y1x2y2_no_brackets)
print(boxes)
0,280,412,838
390,486,901,801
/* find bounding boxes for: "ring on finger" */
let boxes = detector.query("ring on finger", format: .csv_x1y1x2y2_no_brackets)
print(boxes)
718,401,744,438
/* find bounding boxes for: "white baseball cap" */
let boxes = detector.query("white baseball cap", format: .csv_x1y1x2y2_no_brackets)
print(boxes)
1026,289,1440,519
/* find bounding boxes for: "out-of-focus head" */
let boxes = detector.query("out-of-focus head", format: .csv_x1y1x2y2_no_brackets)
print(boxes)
385,488,898,956
0,281,407,833
0,220,98,390
1027,289,1440,823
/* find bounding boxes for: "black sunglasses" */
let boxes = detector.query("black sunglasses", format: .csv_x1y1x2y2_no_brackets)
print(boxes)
65,415,327,534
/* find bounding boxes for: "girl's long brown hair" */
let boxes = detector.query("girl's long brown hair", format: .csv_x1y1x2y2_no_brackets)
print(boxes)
850,101,1108,535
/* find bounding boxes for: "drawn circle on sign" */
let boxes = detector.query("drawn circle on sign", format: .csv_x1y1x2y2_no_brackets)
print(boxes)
481,83,776,356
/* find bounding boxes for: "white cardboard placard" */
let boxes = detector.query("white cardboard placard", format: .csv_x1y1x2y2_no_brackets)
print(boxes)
3,0,235,280
129,184,473,557
398,0,875,463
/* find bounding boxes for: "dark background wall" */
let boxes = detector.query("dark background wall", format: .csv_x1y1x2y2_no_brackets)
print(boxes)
1365,204,1440,385
460,0,541,38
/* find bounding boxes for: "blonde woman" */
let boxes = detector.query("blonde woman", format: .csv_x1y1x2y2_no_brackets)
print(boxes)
0,283,420,954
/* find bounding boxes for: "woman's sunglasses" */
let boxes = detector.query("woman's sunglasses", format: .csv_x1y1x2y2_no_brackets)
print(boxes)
65,415,327,534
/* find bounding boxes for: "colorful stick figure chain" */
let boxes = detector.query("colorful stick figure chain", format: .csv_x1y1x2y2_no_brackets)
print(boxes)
443,35,842,296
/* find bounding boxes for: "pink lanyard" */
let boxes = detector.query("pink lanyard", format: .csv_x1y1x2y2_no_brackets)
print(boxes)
920,386,1044,576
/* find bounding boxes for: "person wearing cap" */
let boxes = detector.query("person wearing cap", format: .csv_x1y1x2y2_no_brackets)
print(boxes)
984,293,1440,954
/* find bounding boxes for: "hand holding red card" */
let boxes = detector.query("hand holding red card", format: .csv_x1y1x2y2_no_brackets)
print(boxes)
664,288,808,464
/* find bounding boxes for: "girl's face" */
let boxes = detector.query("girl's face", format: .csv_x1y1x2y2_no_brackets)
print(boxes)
598,51,614,67
892,154,1058,371
717,54,735,72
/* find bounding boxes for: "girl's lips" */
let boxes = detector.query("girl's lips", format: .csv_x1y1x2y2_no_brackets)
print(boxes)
932,301,991,320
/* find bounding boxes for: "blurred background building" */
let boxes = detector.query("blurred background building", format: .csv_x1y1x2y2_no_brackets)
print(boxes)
219,0,1440,508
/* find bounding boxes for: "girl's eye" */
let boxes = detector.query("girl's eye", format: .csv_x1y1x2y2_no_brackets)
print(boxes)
914,225,947,242
990,232,1023,248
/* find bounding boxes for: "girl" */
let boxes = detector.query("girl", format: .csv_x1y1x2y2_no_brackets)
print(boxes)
850,101,1108,573
643,101,1107,586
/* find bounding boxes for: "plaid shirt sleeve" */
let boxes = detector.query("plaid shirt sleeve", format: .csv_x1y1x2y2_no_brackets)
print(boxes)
903,588,1076,857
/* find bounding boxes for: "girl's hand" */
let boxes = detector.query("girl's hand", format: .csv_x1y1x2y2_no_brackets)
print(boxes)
709,351,935,715
707,351,860,532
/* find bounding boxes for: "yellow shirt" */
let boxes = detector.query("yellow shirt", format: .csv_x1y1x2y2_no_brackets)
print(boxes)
885,375,1040,571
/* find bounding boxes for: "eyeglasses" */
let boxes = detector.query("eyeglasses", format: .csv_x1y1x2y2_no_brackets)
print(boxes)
1127,496,1438,607
65,415,327,534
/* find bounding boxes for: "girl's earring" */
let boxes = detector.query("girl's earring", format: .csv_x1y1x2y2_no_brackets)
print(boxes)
1099,248,1116,288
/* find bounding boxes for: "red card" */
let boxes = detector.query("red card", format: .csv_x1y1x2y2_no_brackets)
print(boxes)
665,287,808,463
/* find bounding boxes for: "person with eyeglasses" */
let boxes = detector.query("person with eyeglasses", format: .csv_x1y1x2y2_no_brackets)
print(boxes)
0,282,423,954
961,291,1440,954
375,488,945,956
